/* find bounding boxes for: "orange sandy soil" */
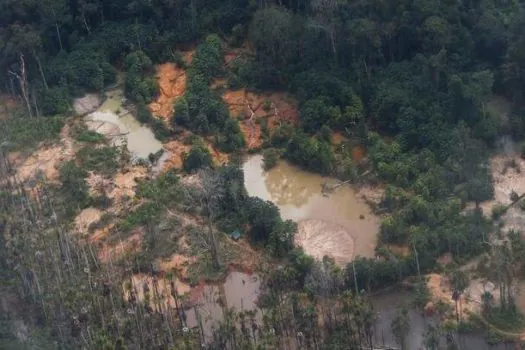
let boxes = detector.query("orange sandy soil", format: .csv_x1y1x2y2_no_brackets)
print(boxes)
148,63,187,121
161,138,229,172
123,273,191,312
157,250,196,281
425,273,502,318
222,89,299,149
147,49,195,122
85,166,148,204
11,124,75,185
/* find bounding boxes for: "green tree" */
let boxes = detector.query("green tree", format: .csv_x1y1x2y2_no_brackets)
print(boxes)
183,141,213,173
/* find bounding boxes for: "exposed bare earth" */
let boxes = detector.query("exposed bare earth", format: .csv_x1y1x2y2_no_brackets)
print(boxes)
222,89,298,149
73,94,102,116
148,63,187,121
296,219,355,265
123,273,191,312
74,208,102,236
426,273,499,317
12,124,75,185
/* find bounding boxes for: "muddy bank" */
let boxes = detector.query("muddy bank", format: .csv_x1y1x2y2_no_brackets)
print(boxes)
222,89,298,149
148,63,187,121
73,94,102,116
243,155,379,263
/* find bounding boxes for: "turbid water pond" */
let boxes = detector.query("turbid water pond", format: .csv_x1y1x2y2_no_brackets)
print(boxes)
243,155,379,264
185,272,261,339
85,88,163,159
83,87,164,160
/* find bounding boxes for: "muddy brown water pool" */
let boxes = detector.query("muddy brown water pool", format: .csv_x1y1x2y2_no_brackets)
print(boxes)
84,88,164,160
185,272,261,339
243,154,379,263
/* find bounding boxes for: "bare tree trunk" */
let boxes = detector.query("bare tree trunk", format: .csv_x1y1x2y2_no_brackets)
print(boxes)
207,207,221,270
412,238,421,278
8,54,33,118
135,18,142,51
33,52,49,90
32,87,41,117
52,9,64,51
81,12,91,34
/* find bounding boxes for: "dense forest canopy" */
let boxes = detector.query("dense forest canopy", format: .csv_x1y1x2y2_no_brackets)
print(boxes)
2,0,525,349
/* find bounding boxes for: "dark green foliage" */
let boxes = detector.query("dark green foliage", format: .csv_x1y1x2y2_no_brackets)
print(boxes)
124,51,158,104
118,202,163,232
300,98,332,133
136,170,182,205
183,141,213,173
75,128,105,143
285,130,334,175
262,148,281,170
216,118,245,152
136,103,170,140
173,97,190,127
190,34,222,83
347,257,407,291
177,35,230,135
231,24,245,47
3,0,525,347
77,146,119,176
45,50,117,94
245,197,296,256
39,86,70,115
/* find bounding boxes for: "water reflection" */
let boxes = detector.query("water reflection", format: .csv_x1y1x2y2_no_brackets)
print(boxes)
85,86,163,160
186,272,261,340
243,155,379,259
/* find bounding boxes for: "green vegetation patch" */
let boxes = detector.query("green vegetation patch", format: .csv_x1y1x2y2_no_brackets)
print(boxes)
75,129,105,143
77,146,119,176
1,116,64,151
58,161,90,218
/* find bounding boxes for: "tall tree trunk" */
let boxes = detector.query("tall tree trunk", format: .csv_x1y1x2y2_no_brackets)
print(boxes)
8,54,33,118
33,51,48,90
52,9,64,51
207,208,221,270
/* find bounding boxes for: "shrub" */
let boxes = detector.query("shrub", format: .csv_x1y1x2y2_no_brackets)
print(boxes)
318,125,333,143
216,119,245,152
262,148,281,170
262,100,272,112
40,87,70,115
231,24,245,47
183,141,213,173
59,161,90,216
491,204,507,220
173,97,190,127
76,130,105,143
2,116,64,150
77,146,119,176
